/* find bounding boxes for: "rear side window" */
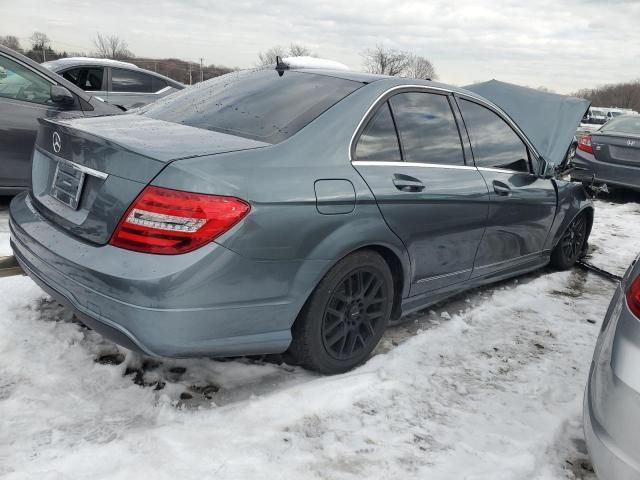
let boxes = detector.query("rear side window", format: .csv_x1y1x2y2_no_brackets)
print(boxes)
139,69,361,144
111,68,153,93
355,102,401,162
151,76,167,92
459,99,530,173
601,116,640,135
390,92,464,165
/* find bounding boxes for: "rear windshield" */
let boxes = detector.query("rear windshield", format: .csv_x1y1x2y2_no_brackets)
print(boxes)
601,116,640,135
138,69,361,144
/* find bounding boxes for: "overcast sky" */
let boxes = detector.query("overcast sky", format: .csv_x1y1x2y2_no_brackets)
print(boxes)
1,0,638,93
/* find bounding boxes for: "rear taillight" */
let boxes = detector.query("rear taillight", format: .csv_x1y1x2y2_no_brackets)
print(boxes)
628,275,640,319
110,186,250,254
577,134,593,154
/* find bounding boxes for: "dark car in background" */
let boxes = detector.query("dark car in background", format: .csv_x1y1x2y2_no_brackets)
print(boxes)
10,63,593,374
0,45,122,195
43,58,184,110
573,115,640,191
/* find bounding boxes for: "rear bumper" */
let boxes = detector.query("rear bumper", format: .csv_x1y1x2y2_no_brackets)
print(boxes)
572,152,640,191
584,377,640,480
10,192,328,357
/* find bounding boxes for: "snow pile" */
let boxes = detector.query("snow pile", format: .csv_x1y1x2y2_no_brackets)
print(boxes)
586,198,640,275
282,56,350,71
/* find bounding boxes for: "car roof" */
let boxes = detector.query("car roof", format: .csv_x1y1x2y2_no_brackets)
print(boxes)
43,57,185,88
0,44,93,102
43,57,138,69
293,68,484,100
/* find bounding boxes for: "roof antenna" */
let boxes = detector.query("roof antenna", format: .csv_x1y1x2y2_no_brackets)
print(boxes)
275,56,287,76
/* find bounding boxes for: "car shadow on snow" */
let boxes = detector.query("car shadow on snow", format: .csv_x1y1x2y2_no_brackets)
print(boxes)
31,263,592,410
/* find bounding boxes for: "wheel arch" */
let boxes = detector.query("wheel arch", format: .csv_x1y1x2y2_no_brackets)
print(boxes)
290,242,410,331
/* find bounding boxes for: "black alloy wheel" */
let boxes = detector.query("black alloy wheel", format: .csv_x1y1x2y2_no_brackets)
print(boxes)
551,213,588,269
322,268,388,361
288,250,394,374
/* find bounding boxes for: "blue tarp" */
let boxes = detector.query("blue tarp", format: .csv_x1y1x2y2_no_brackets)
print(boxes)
464,80,590,165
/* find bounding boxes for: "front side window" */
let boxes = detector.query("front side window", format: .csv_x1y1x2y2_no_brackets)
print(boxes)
390,92,464,165
111,68,153,93
355,102,401,162
459,99,530,173
140,69,361,144
0,55,52,105
62,67,104,91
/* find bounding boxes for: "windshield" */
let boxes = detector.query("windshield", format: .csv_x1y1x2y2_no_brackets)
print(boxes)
600,116,640,135
139,69,362,144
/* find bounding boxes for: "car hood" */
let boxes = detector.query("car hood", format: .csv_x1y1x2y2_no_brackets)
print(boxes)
464,80,591,166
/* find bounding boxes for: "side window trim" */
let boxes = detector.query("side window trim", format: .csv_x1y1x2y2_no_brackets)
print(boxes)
351,86,474,167
453,93,539,174
353,100,403,163
388,90,466,167
447,94,474,167
386,100,405,161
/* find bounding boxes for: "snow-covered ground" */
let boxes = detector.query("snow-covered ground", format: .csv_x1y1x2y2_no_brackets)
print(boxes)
1,192,639,480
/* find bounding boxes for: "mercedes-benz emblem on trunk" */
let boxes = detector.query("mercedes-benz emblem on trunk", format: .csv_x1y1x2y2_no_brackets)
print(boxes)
52,132,62,153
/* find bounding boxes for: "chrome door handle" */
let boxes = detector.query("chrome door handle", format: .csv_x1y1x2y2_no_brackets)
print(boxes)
393,174,425,192
492,181,512,196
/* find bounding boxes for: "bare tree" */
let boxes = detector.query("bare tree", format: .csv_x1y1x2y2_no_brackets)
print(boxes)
0,35,21,52
256,43,316,66
93,33,132,60
288,43,313,57
257,45,286,66
362,45,409,76
29,31,50,50
29,32,50,61
574,81,640,112
403,54,437,80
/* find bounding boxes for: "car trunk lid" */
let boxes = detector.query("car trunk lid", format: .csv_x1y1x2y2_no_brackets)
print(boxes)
31,116,268,245
592,132,640,167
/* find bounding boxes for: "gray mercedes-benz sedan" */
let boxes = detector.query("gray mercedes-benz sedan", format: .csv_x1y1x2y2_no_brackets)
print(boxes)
573,115,640,191
9,63,593,373
585,255,640,479
43,57,184,110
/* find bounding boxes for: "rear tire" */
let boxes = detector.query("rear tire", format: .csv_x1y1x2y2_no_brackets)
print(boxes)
550,213,588,270
288,250,394,374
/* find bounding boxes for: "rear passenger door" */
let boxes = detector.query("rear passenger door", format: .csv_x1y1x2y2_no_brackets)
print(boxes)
456,97,557,277
352,90,490,296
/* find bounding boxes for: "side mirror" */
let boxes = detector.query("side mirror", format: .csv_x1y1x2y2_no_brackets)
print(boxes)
540,159,557,179
50,85,75,106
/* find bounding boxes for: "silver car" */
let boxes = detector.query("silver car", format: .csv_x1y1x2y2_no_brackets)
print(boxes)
42,57,184,110
585,254,640,478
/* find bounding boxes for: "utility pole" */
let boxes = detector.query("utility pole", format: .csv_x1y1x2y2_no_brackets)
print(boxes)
188,63,192,85
199,57,204,83
42,45,46,62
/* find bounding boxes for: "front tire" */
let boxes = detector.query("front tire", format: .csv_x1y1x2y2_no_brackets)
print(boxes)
550,213,588,270
288,250,394,374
